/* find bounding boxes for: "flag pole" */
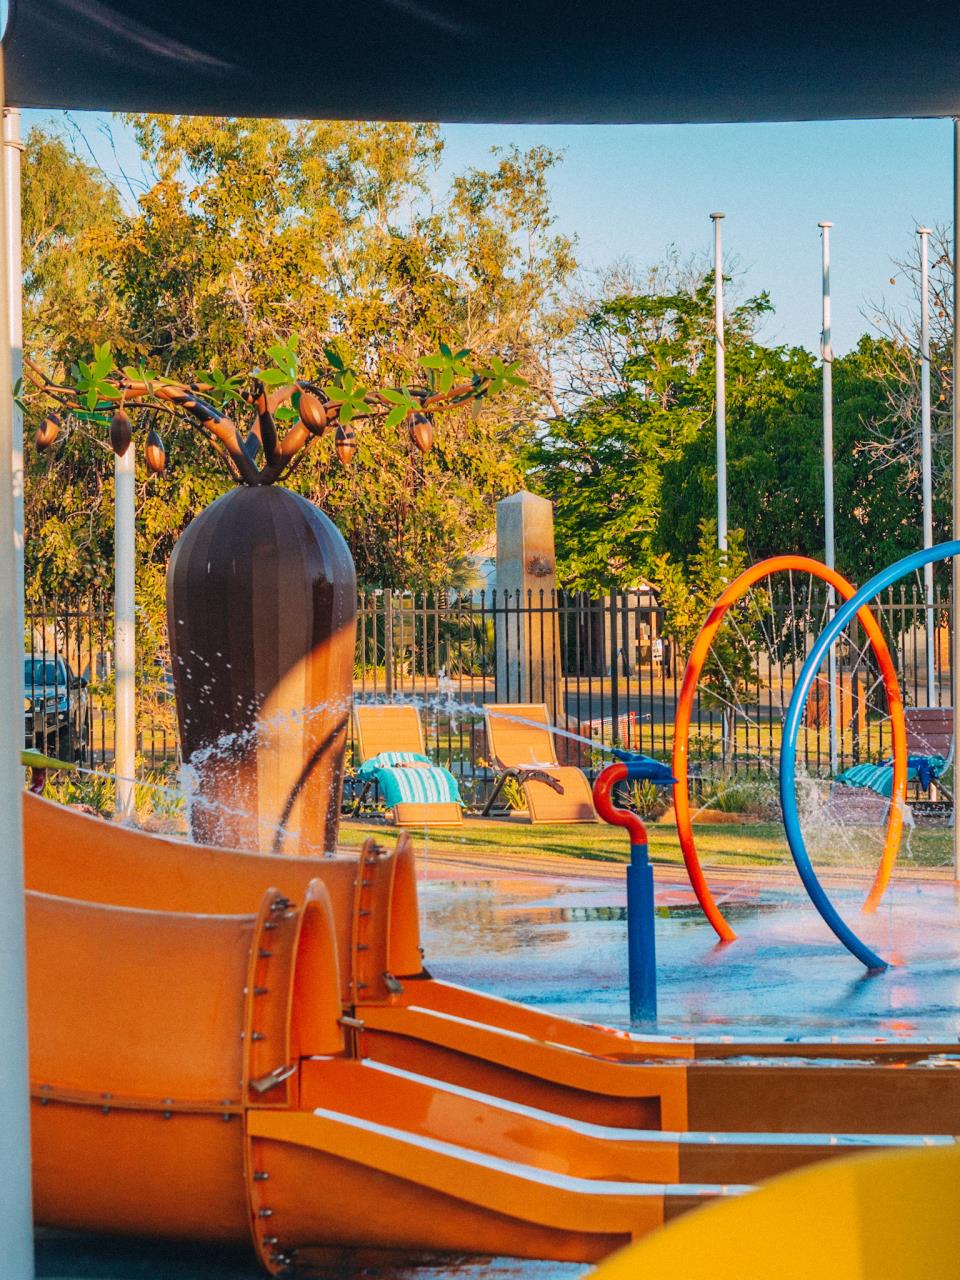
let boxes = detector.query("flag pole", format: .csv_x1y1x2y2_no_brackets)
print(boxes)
711,212,727,552
819,221,838,773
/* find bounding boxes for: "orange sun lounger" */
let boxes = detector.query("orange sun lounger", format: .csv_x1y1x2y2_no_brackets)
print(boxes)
354,703,464,826
482,702,598,822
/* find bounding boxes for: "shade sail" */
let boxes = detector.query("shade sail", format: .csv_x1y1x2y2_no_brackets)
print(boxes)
4,0,959,123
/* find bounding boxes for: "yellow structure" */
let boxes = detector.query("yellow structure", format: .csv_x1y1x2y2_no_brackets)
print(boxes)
589,1142,960,1280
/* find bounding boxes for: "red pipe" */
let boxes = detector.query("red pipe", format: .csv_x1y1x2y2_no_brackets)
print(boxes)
593,762,648,850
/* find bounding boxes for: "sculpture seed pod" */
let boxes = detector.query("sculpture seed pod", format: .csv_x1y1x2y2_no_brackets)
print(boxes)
110,408,133,458
35,412,61,453
298,391,328,437
409,412,434,454
145,429,166,475
335,423,357,465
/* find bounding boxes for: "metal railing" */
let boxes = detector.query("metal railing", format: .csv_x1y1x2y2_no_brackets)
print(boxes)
24,584,954,799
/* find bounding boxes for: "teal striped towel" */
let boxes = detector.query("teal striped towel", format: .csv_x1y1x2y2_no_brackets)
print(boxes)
835,763,896,797
835,755,947,799
358,752,463,809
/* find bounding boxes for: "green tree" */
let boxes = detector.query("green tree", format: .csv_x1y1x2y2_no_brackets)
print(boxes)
650,520,759,713
100,117,573,588
526,271,770,590
22,129,125,602
23,120,576,618
660,337,935,584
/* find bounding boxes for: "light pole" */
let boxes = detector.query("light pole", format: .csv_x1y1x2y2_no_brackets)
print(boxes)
114,443,136,819
711,212,727,552
918,226,936,706
819,221,838,773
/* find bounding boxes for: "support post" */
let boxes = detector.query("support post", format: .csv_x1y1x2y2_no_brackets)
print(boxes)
592,756,673,1024
919,226,936,706
4,106,22,604
114,444,136,818
0,56,36,1280
952,120,960,879
819,221,839,774
711,212,727,551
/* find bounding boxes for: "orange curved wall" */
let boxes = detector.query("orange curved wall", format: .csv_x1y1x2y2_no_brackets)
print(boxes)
29,889,254,1241
21,793,423,1001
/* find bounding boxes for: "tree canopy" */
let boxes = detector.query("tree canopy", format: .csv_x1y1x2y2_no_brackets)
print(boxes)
528,267,933,596
23,117,575,608
22,118,945,637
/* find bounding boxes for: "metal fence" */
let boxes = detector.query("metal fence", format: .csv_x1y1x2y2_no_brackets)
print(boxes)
25,594,177,770
24,584,955,800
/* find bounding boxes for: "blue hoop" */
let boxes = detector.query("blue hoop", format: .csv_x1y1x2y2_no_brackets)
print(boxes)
779,540,960,971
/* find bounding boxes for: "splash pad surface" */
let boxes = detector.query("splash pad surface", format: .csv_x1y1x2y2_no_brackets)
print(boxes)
418,857,960,1040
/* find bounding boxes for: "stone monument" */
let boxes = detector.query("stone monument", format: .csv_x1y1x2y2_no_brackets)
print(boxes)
494,490,563,725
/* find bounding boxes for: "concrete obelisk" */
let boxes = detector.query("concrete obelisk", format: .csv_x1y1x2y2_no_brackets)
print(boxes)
495,490,563,725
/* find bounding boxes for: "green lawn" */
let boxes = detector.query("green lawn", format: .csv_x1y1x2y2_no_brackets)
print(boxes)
338,816,954,871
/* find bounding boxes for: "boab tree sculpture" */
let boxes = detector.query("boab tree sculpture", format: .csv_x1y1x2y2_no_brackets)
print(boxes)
26,340,523,854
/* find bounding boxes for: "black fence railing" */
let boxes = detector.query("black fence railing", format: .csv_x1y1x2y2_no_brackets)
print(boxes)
24,584,955,801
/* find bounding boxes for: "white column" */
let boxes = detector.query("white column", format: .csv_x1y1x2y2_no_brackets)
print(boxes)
0,57,36,1280
952,121,960,879
711,212,727,551
4,107,22,602
918,227,936,706
114,444,136,818
819,221,838,773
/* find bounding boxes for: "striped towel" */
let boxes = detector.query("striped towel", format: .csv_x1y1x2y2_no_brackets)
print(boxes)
835,763,895,798
835,755,947,799
358,752,463,809
357,751,432,772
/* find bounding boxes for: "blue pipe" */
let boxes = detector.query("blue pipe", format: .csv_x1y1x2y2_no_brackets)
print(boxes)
626,840,657,1022
779,540,960,971
594,753,674,1023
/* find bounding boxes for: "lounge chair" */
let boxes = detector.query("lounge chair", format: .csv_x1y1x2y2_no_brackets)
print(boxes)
833,706,953,818
353,704,464,827
481,702,597,823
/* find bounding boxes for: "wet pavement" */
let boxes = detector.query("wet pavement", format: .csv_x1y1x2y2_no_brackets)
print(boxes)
417,856,960,1040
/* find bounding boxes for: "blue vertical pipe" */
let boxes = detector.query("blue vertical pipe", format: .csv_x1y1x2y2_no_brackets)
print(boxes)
593,753,674,1024
626,836,657,1022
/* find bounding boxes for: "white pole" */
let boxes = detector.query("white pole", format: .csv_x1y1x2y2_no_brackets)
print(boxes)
0,58,36,1280
114,444,136,819
952,120,960,880
819,221,838,773
711,212,727,552
919,227,936,706
4,107,22,604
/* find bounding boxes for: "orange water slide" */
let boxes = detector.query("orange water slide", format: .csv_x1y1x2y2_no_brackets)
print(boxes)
29,881,748,1273
22,794,960,1139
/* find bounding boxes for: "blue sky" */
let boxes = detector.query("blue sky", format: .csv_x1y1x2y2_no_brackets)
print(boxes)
23,110,954,355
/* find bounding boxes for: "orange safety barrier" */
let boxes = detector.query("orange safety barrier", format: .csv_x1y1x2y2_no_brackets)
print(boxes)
671,555,907,942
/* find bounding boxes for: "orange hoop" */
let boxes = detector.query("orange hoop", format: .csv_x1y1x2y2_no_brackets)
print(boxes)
671,555,907,942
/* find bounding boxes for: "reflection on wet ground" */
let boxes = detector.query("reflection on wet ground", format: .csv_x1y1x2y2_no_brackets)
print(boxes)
37,859,960,1278
419,864,960,1040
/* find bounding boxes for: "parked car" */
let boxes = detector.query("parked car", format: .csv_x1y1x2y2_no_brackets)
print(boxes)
24,655,90,762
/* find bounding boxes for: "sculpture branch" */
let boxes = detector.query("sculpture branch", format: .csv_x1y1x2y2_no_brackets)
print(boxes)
23,342,521,486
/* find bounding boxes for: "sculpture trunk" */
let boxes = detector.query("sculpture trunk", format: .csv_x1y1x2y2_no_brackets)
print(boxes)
167,486,356,855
